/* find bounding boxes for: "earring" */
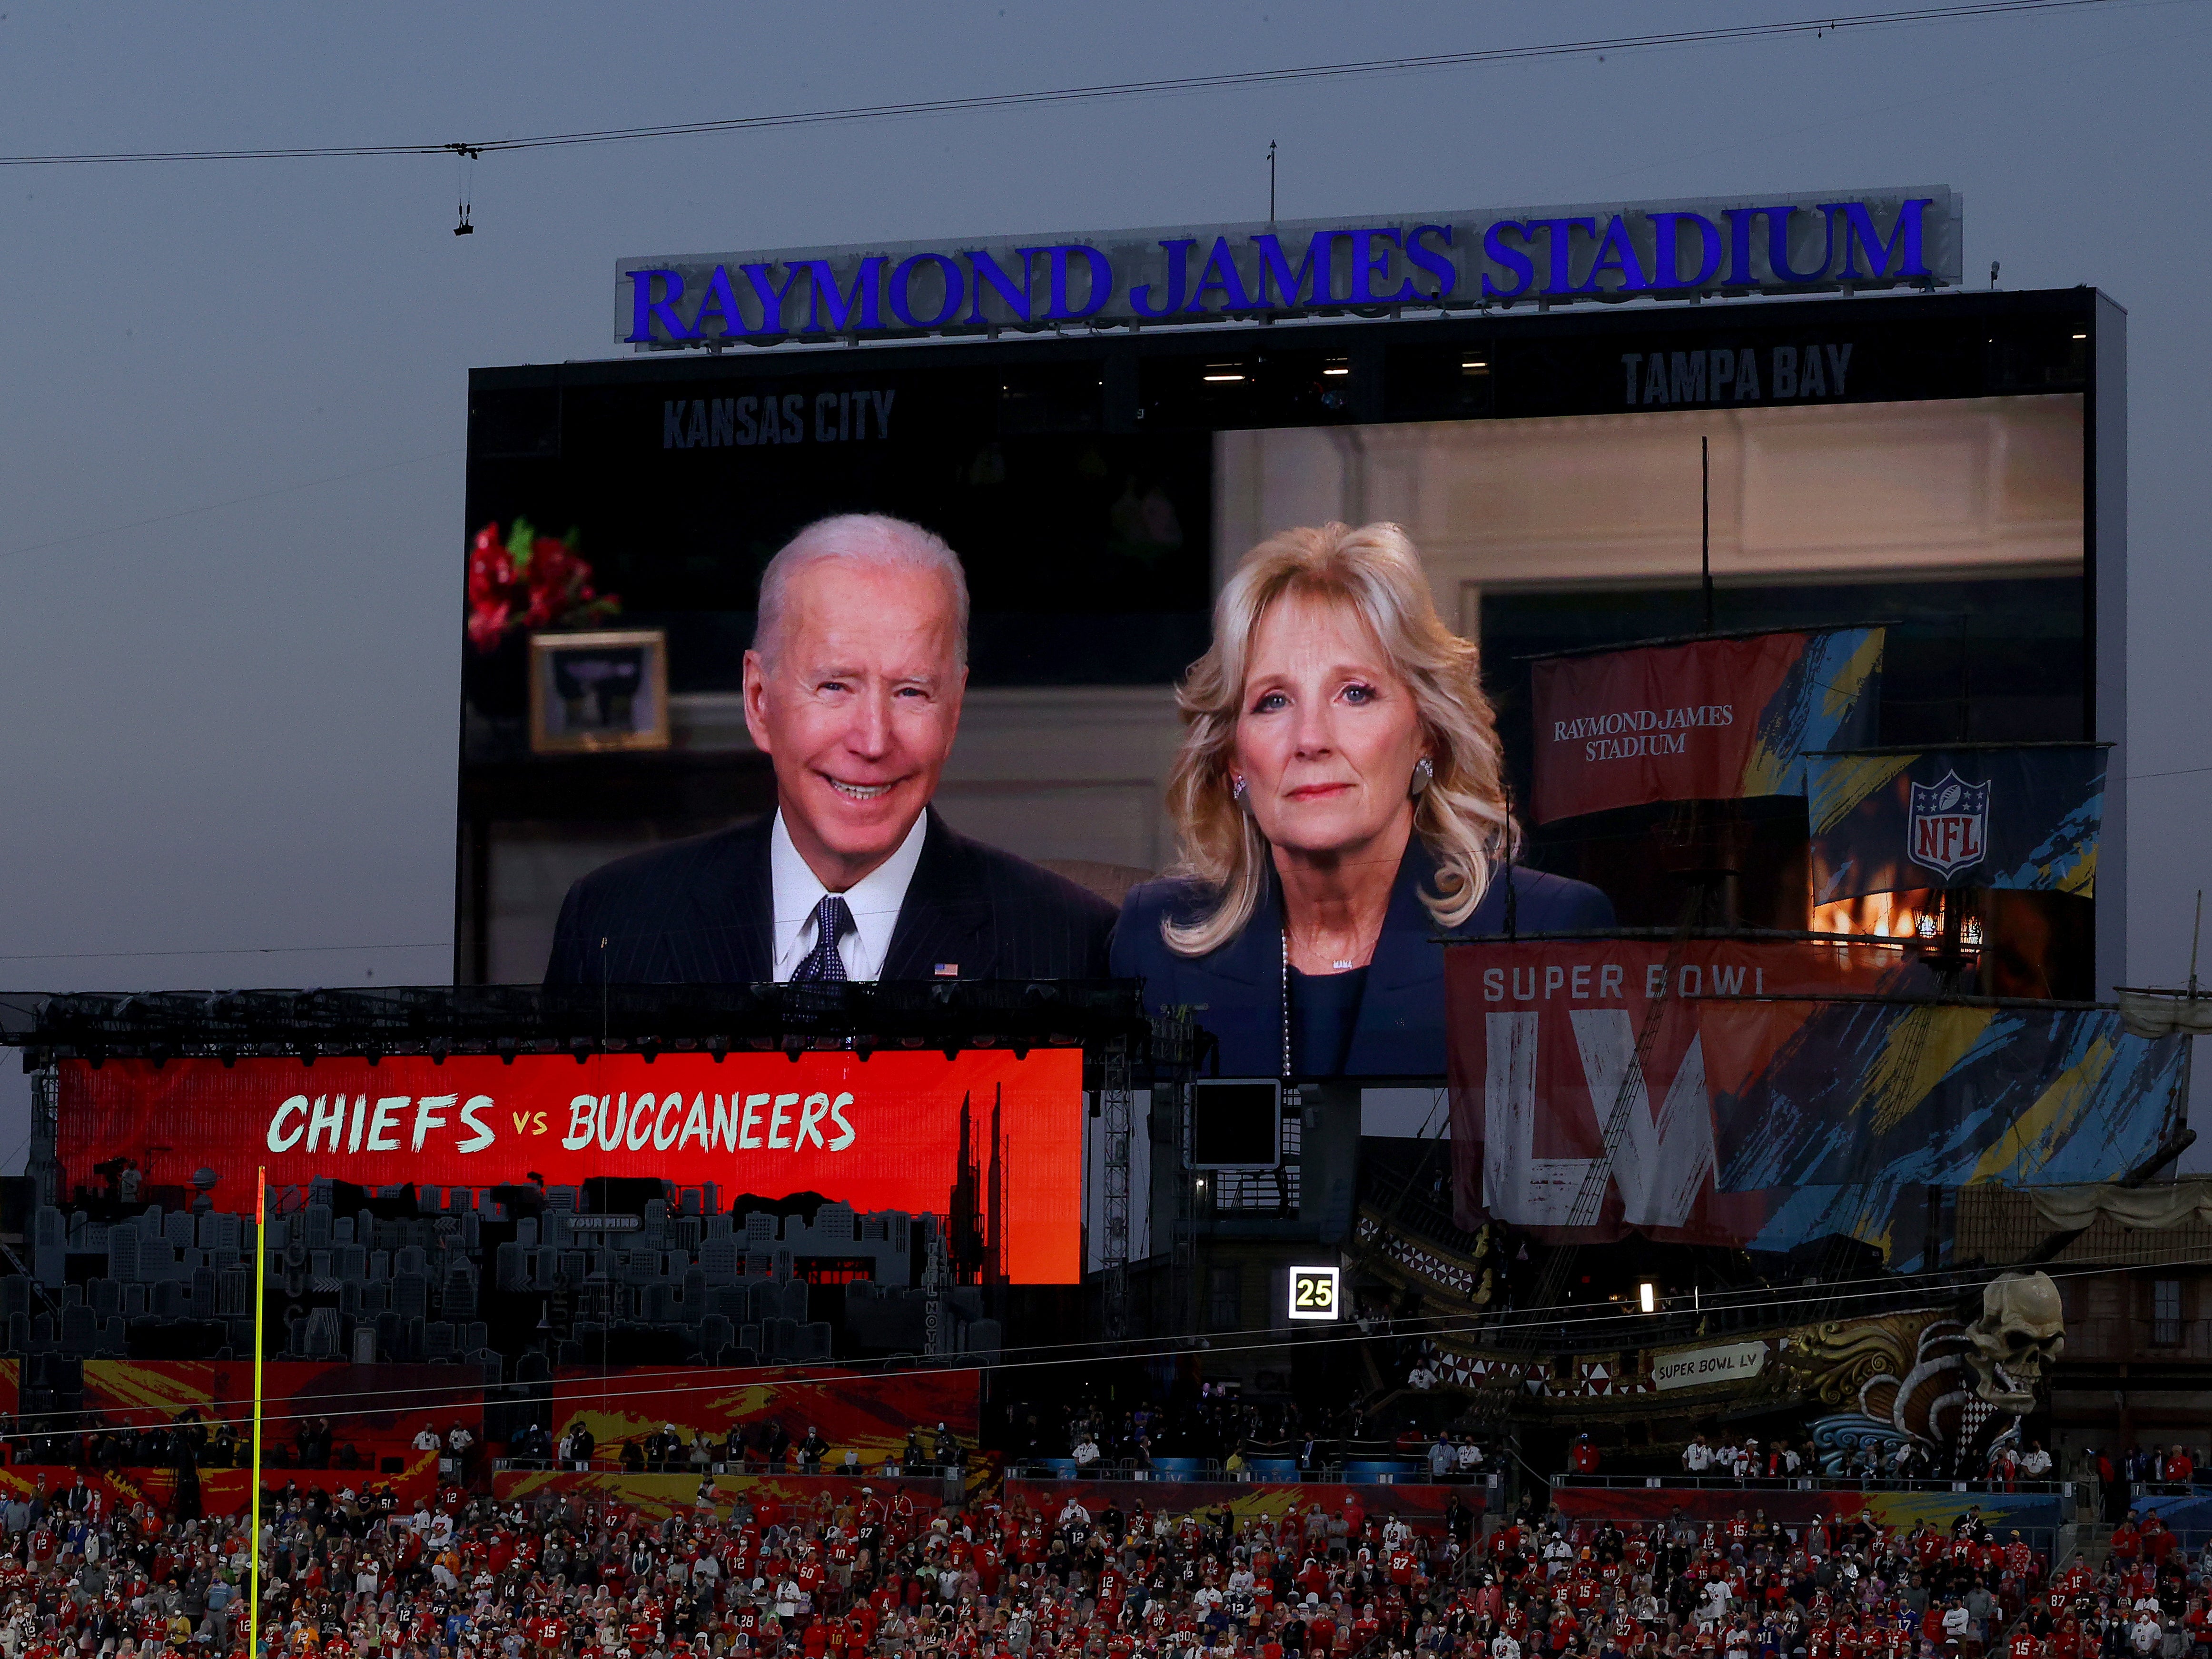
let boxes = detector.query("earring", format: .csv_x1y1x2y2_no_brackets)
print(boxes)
1410,757,1435,797
1230,775,1249,803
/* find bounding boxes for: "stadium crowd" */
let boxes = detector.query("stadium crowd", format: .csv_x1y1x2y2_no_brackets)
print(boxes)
1437,1503,2212,1659
0,1415,396,1478
0,1471,1472,1659
1657,1436,2065,1490
1551,1431,2212,1502
1003,1390,1486,1481
0,1440,2201,1659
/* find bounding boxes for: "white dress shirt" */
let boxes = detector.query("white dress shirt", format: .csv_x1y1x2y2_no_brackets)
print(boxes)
769,808,928,982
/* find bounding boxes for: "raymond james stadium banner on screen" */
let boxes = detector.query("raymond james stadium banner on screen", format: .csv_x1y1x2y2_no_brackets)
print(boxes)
56,1052,1081,1283
1446,938,2181,1257
1529,627,1883,824
1807,744,2106,901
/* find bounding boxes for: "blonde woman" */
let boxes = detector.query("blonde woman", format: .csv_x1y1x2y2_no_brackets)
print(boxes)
1111,522,1611,1077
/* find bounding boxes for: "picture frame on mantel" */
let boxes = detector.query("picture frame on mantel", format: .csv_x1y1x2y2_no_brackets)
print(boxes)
527,628,670,755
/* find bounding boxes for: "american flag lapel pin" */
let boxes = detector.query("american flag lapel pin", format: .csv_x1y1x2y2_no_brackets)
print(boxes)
934,963,959,978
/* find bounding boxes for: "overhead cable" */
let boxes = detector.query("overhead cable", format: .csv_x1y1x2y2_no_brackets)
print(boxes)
0,1,2134,169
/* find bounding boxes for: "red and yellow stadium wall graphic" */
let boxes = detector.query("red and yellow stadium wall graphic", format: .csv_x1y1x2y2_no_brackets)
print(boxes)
549,1364,978,1462
492,1470,951,1520
1000,1479,1465,1533
0,1357,482,1452
0,1359,968,1468
80,1359,481,1445
0,1457,441,1515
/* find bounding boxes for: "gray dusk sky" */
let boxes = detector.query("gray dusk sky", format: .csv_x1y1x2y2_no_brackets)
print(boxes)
2,1,2210,1165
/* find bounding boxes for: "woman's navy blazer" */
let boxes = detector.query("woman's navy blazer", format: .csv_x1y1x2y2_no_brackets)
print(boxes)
1109,841,1616,1078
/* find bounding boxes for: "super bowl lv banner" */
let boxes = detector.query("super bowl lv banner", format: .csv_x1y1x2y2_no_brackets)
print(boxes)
1446,938,1922,1242
1530,627,1883,824
56,1051,1082,1283
1447,938,2180,1256
1806,743,2106,901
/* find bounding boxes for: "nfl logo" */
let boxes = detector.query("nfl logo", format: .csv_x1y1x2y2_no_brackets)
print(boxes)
1907,770,1991,880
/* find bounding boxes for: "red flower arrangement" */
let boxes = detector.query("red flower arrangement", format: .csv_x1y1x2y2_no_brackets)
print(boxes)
466,519,621,652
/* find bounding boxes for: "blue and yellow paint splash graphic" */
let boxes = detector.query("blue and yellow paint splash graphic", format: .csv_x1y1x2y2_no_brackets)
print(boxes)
1713,1000,2179,1259
1743,626,1885,798
1806,743,2105,903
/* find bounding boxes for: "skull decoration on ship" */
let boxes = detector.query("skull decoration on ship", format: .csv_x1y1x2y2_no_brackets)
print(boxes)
1800,1271,2065,1479
1963,1270,2068,1411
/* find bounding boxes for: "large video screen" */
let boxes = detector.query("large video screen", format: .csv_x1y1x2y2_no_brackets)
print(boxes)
461,290,2102,1018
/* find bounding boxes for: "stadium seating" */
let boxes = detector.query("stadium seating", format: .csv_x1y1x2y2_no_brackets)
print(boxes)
13,1180,988,1376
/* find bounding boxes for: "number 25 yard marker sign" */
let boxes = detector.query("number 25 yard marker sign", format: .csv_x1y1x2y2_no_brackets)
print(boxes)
1288,1264,1341,1322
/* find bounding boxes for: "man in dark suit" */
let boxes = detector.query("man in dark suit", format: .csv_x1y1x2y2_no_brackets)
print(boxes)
544,513,1112,986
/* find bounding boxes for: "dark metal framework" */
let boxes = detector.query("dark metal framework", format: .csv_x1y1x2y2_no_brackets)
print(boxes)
0,980,1152,1071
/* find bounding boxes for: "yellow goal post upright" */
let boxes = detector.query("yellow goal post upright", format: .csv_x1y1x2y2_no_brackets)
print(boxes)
250,1165,265,1659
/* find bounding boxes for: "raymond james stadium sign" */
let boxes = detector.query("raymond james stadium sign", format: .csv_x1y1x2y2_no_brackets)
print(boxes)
617,187,1958,349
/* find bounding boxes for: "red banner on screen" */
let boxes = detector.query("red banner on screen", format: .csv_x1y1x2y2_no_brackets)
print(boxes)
1529,628,1881,823
57,1051,1081,1282
1445,938,1907,1243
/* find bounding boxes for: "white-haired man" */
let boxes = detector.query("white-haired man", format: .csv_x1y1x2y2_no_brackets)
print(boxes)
545,512,1113,985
